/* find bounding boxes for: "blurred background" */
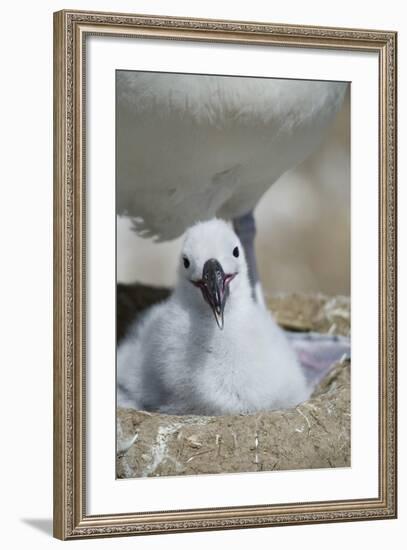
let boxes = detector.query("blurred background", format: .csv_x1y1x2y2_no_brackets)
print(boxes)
117,88,350,298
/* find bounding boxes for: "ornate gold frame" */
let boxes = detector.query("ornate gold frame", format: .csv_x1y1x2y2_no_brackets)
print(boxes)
53,9,397,540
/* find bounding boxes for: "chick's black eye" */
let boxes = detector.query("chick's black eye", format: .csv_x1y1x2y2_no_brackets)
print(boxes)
183,257,190,269
233,246,239,258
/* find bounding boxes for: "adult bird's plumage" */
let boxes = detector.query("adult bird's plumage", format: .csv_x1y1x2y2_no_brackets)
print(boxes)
117,219,309,415
117,71,347,241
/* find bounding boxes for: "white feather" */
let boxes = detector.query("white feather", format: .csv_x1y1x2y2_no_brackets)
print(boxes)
117,72,347,240
117,219,309,415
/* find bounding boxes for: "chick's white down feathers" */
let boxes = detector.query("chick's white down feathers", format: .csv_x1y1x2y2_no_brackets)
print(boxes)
117,219,309,415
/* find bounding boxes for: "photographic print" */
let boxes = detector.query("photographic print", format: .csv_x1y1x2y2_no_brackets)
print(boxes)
116,70,351,479
54,10,396,538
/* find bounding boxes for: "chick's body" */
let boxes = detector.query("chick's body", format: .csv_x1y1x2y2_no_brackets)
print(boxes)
117,220,309,415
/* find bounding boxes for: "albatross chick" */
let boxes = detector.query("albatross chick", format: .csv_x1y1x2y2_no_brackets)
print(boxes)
117,219,309,415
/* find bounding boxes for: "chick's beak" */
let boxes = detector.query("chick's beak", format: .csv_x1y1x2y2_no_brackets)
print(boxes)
194,259,235,330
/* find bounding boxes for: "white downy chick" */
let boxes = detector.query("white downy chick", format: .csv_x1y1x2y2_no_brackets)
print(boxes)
117,219,309,415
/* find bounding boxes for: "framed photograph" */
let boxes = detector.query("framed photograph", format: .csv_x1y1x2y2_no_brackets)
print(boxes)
53,9,397,540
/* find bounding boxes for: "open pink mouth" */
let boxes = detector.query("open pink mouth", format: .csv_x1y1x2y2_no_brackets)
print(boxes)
191,272,236,291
